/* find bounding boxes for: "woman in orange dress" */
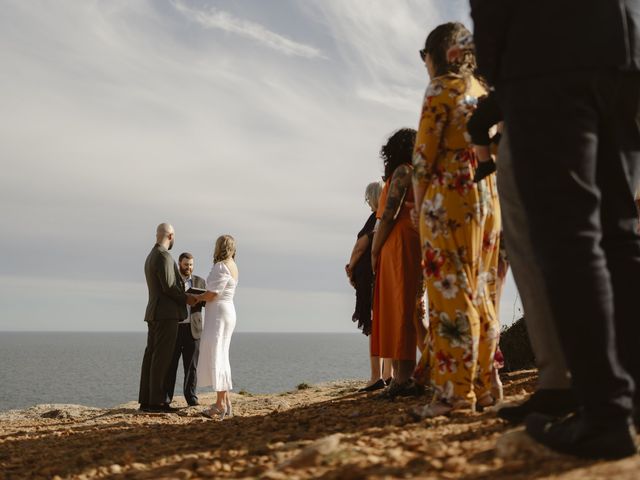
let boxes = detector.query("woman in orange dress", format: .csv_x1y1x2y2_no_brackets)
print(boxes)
371,128,427,397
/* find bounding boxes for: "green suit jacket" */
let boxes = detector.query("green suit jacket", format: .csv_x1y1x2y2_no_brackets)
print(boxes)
144,244,188,322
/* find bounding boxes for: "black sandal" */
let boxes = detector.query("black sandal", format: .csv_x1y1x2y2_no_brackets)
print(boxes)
358,378,386,392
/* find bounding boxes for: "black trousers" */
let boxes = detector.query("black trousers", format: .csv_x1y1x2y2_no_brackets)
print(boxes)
138,319,178,406
165,323,200,404
500,70,640,424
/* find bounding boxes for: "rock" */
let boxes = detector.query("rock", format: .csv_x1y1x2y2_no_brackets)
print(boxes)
496,428,559,459
196,466,219,478
279,433,342,468
108,464,122,474
443,456,467,472
387,447,405,462
174,468,193,479
41,409,70,420
260,471,289,480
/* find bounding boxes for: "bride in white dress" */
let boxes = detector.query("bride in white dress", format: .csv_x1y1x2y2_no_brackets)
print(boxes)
194,235,238,420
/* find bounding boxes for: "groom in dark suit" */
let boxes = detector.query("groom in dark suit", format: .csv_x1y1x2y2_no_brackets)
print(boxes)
138,223,196,413
165,252,205,406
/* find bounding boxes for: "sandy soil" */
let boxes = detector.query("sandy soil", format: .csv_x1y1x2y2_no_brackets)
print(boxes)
1,370,639,480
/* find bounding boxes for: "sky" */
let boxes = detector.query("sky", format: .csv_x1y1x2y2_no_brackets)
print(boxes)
0,0,522,332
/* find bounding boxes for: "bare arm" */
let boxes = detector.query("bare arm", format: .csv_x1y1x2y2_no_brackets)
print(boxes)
371,165,412,269
195,291,219,303
347,235,370,272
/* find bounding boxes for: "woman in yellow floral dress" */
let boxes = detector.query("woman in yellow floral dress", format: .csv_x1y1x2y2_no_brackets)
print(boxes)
412,22,501,416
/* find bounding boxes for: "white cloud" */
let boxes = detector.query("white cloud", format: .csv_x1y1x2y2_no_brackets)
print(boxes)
172,0,325,59
0,0,519,332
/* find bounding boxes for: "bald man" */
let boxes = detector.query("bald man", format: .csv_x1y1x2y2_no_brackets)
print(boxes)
138,223,195,413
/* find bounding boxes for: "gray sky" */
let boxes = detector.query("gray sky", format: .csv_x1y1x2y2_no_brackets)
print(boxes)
0,0,521,332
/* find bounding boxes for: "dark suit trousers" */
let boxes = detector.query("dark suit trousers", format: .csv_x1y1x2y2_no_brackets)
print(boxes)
165,323,200,404
500,70,640,424
138,319,179,406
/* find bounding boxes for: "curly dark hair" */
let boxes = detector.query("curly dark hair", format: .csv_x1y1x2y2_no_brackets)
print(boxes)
423,22,476,78
381,128,416,180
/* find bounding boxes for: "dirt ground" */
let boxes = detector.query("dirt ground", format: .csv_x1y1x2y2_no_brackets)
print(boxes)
2,370,640,480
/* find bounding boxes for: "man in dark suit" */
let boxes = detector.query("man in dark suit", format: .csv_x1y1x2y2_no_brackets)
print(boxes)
138,223,196,413
471,0,640,459
164,252,205,406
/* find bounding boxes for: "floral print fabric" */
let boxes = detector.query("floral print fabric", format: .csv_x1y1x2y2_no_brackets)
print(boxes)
413,74,501,406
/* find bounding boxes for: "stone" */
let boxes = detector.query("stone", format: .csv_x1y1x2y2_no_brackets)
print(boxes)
496,428,559,459
443,456,467,472
174,468,193,479
279,434,342,468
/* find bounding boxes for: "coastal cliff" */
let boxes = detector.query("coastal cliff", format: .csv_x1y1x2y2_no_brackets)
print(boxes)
1,371,639,480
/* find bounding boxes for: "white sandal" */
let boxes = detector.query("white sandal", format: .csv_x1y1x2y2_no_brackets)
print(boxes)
411,399,472,419
226,397,233,418
202,405,226,420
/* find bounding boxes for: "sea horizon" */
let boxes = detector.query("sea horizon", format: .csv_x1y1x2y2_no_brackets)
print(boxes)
0,331,370,412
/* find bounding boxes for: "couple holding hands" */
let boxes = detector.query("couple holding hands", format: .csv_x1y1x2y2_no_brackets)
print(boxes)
138,222,238,420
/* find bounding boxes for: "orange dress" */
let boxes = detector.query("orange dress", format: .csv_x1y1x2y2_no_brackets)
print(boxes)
371,176,424,361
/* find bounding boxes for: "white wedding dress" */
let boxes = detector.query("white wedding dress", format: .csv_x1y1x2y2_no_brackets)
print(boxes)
197,262,237,391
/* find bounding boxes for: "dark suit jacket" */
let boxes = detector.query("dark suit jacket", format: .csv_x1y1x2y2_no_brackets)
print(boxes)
188,275,206,339
144,244,188,322
471,0,640,84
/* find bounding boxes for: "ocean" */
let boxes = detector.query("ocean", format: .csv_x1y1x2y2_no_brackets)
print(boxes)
0,332,369,411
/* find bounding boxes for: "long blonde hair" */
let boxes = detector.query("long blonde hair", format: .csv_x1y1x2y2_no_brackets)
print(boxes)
213,235,236,263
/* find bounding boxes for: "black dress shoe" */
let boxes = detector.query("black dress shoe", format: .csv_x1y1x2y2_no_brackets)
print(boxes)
144,404,179,413
139,404,149,412
526,412,638,459
141,404,164,413
187,399,200,406
497,389,578,424
160,404,180,413
359,379,386,392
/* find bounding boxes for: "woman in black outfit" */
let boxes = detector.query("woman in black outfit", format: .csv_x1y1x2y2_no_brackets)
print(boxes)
346,181,391,391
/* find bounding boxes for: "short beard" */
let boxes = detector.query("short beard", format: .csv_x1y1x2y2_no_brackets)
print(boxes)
168,239,174,250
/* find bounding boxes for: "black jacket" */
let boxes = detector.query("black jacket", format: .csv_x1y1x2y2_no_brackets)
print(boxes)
471,0,640,84
188,275,206,339
143,244,188,322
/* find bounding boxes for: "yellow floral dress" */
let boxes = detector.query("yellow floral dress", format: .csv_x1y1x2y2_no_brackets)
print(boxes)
413,74,501,407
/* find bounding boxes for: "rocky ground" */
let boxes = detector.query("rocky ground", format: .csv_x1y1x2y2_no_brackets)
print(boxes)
2,370,640,480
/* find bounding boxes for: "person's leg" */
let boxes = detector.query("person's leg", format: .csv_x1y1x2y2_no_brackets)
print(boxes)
474,176,501,406
391,359,415,385
422,240,482,408
368,356,382,383
382,358,393,380
215,391,225,410
138,323,155,407
599,72,640,410
503,72,632,424
164,325,183,405
149,320,179,406
502,71,636,458
182,325,199,404
496,131,572,392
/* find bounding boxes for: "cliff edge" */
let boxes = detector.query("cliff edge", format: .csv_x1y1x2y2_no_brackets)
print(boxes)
1,371,639,479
